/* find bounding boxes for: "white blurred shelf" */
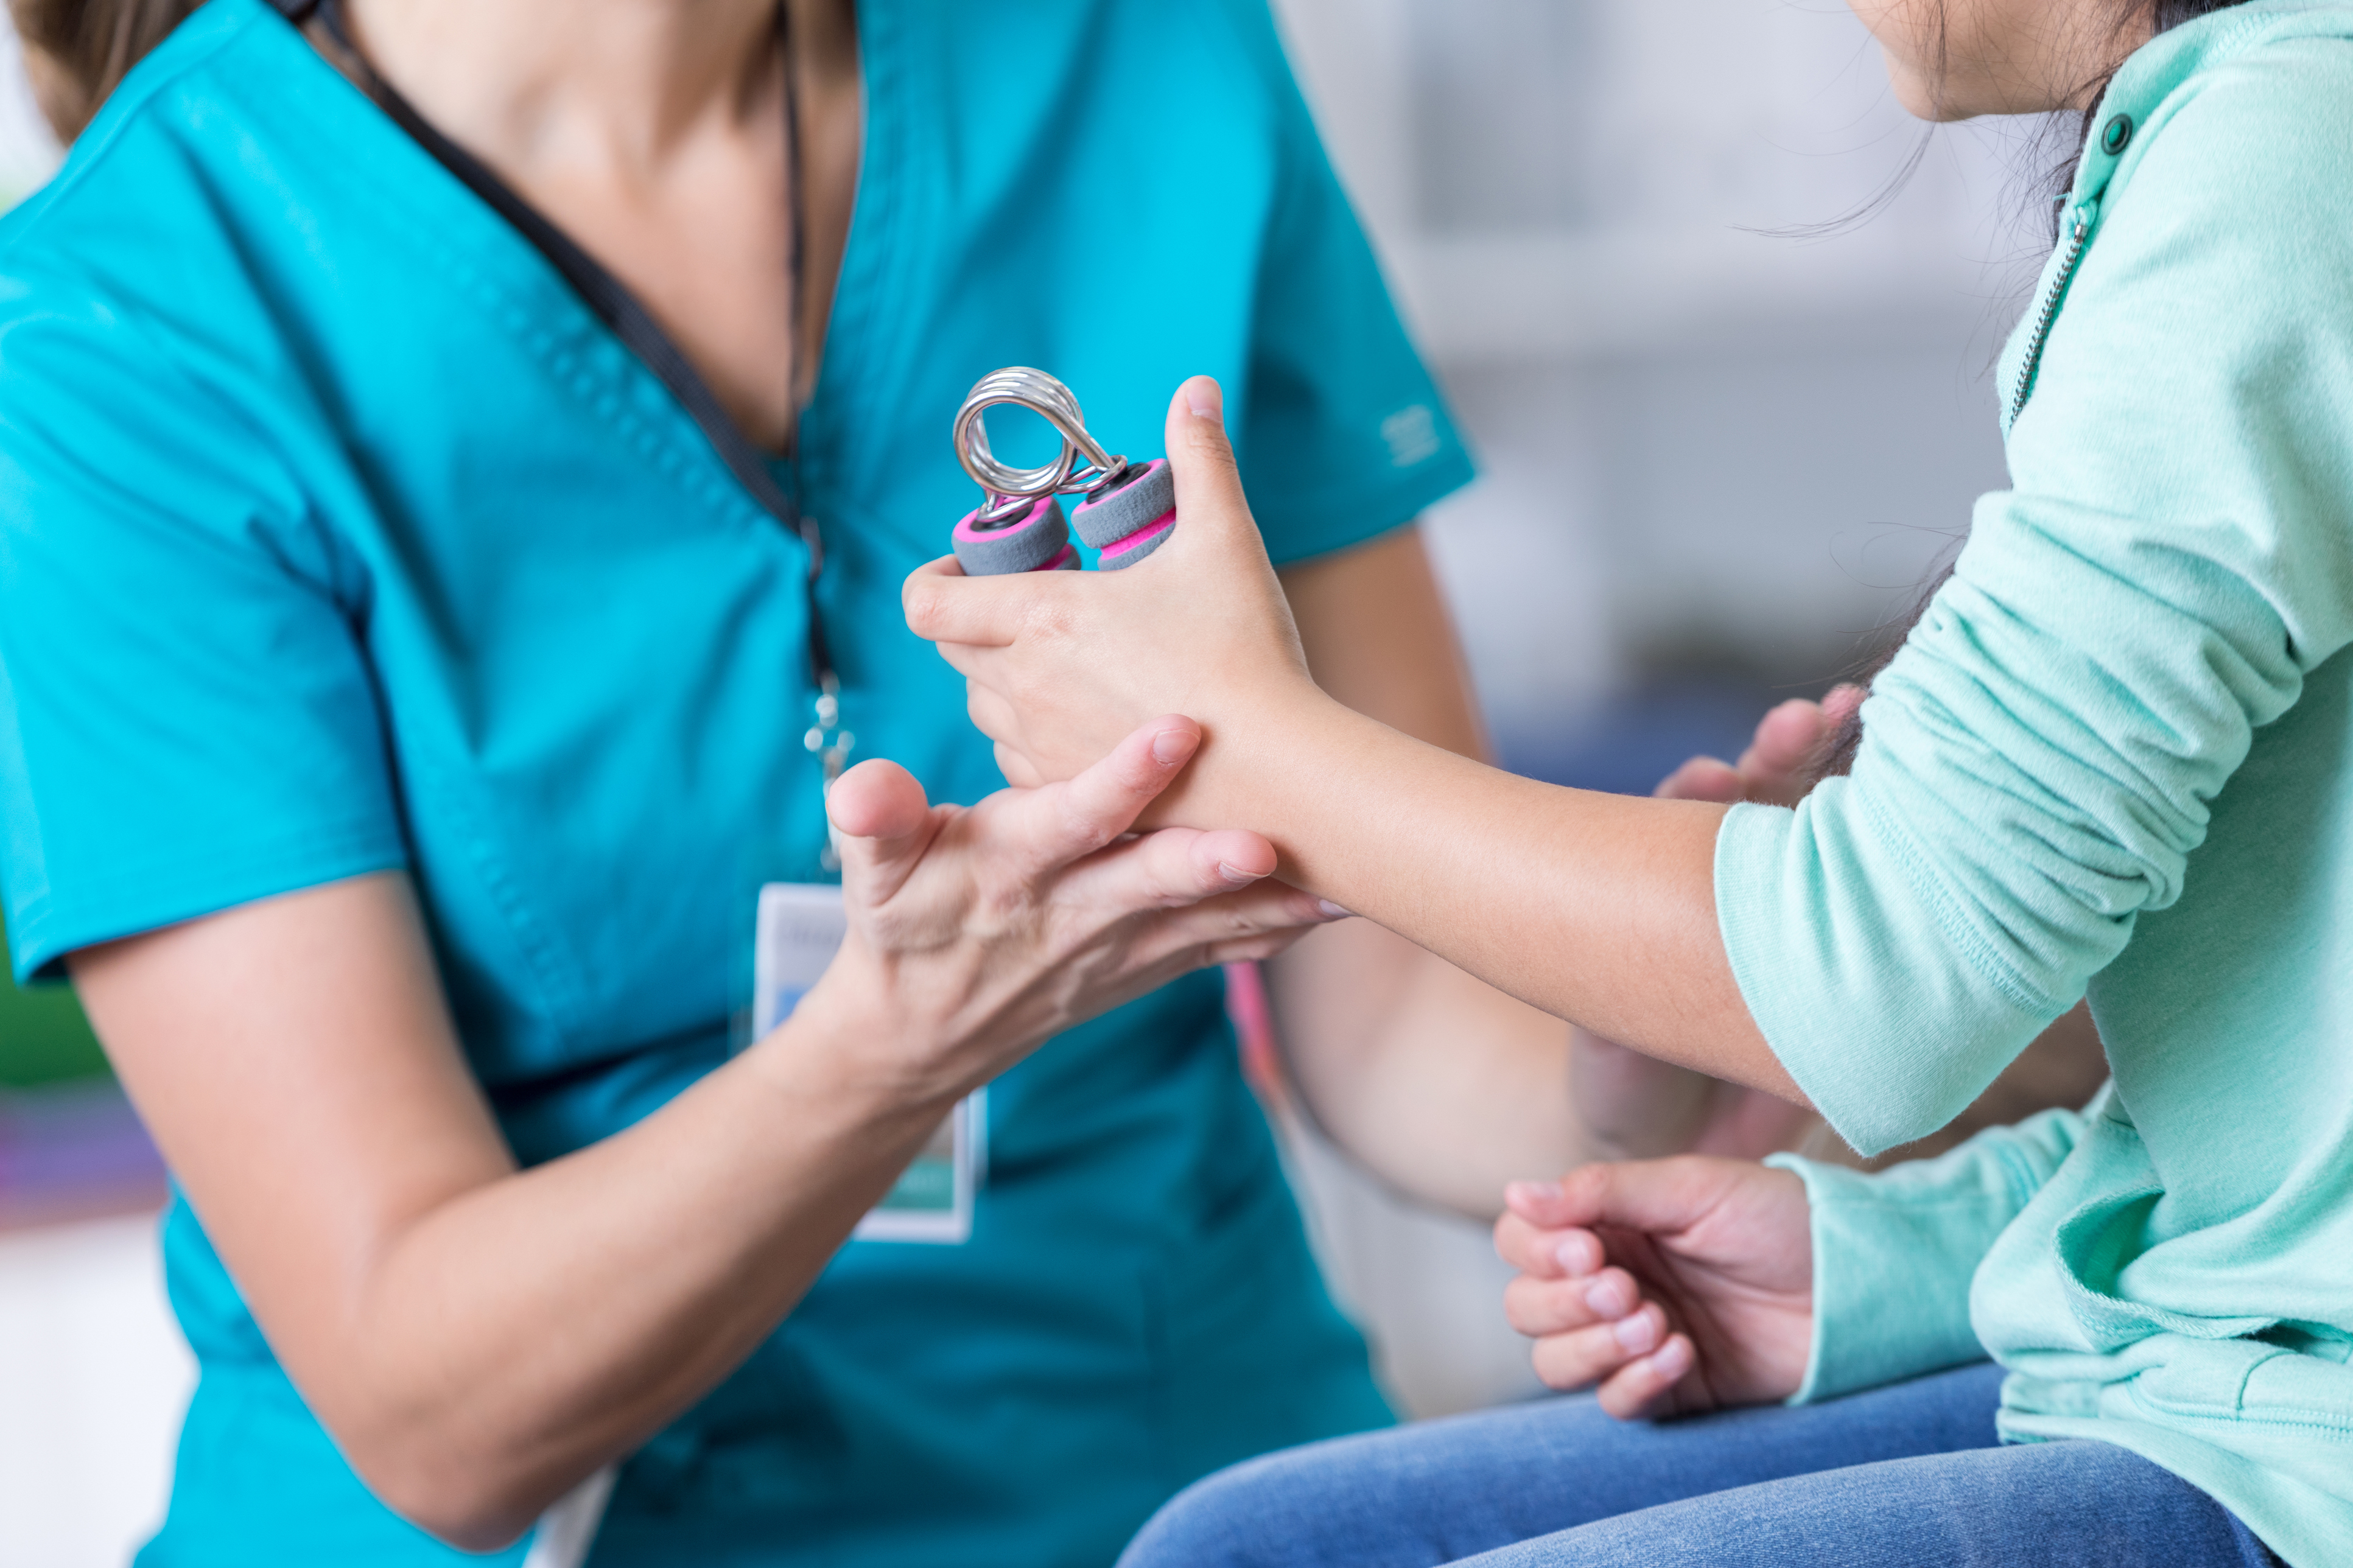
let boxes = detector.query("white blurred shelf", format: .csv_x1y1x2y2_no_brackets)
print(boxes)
0,11,61,204
1272,0,2041,365
0,1213,191,1568
1277,1112,1548,1421
1389,225,2007,365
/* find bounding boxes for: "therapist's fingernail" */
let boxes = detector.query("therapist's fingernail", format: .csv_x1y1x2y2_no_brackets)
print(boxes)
1151,729,1193,766
1187,381,1223,422
1585,1276,1631,1318
1216,861,1261,887
1315,900,1352,920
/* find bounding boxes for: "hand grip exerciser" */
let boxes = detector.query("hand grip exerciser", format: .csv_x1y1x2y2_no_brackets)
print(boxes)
949,367,1177,576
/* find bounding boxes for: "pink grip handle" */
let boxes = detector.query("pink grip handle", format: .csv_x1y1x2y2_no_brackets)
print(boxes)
952,495,1070,575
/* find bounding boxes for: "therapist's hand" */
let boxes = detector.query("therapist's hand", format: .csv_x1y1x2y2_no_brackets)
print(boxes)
1495,1157,1815,1419
903,377,1331,817
792,714,1340,1105
1649,686,1865,809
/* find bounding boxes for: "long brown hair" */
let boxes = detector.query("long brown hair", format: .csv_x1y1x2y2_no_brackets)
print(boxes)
9,0,203,141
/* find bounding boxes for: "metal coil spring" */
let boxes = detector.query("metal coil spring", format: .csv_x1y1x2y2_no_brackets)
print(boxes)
954,367,1129,521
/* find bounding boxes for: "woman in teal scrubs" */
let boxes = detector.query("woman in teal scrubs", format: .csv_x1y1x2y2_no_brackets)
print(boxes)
0,0,1720,1562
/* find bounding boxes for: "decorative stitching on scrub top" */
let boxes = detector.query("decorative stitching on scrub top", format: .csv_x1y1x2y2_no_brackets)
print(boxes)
203,24,793,1040
314,6,812,542
248,119,768,542
237,46,774,542
404,751,598,1046
228,15,766,533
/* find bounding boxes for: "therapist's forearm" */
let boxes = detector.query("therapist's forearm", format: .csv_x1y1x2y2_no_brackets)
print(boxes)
1208,693,1803,1103
1268,916,1595,1218
75,875,955,1552
331,1003,946,1547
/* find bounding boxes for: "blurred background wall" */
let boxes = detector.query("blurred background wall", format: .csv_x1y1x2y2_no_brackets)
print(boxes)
0,12,51,203
1280,0,2035,777
0,2,2054,1562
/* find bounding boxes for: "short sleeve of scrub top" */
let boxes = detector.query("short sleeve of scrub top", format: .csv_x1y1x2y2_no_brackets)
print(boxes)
1218,2,1475,564
0,276,409,977
0,2,1474,1564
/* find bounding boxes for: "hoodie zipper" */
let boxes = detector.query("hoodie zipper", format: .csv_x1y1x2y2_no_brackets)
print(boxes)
2008,200,2098,427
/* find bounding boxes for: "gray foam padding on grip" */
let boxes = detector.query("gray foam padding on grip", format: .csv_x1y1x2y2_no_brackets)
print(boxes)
1098,521,1173,570
1073,461,1176,548
955,499,1069,576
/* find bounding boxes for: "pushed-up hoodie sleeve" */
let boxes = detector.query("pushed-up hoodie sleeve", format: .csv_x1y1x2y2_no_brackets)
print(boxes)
1767,1102,2089,1402
1716,41,2353,1155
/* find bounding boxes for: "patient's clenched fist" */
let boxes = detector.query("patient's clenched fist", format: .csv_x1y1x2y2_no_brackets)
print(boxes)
1494,1157,1816,1421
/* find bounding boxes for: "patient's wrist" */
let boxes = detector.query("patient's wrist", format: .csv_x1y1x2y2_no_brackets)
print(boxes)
1185,683,1367,856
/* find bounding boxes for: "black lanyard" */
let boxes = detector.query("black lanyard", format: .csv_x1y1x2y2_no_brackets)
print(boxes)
279,0,850,824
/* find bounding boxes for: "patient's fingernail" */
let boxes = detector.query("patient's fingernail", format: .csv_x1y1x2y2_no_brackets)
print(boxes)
1647,1337,1693,1381
1216,861,1260,887
1151,729,1192,766
1613,1310,1659,1354
1316,900,1352,919
1187,380,1223,422
1585,1277,1629,1318
1554,1234,1596,1274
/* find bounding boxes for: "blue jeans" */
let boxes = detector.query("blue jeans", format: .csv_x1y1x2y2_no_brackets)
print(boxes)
1117,1363,2282,1567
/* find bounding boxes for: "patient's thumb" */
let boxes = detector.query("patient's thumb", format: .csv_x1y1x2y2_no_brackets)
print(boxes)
1164,376,1256,547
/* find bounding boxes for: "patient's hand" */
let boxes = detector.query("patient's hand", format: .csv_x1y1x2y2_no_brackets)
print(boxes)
1495,1158,1814,1419
904,377,1328,819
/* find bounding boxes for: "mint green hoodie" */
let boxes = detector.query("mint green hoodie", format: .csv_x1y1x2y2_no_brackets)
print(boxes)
1716,5,2353,1563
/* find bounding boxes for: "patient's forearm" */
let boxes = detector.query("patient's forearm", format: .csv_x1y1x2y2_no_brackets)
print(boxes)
1264,528,1625,1213
1207,696,1803,1104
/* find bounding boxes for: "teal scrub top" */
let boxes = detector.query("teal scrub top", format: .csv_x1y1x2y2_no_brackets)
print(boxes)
0,1,1474,1563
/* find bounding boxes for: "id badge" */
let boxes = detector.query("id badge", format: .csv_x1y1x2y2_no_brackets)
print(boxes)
752,884,984,1244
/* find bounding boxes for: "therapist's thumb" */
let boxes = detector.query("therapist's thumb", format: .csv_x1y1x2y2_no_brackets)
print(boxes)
829,759,940,902
1164,377,1257,549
